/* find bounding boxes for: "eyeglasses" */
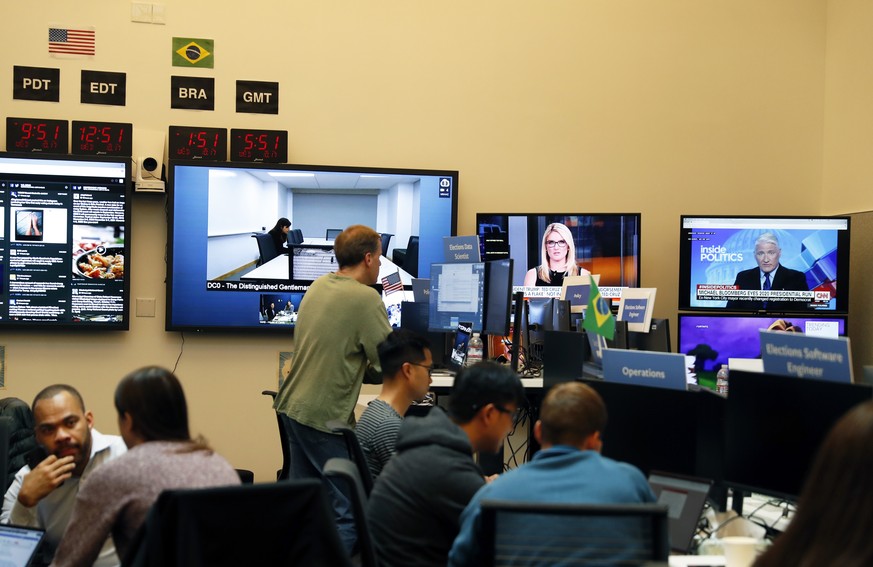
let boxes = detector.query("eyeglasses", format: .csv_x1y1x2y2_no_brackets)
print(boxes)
493,403,520,421
546,240,568,249
408,362,434,376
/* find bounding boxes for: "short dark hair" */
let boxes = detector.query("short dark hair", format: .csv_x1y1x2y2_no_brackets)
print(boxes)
114,366,191,443
378,329,431,379
32,384,86,416
539,382,607,446
334,225,381,268
448,362,525,423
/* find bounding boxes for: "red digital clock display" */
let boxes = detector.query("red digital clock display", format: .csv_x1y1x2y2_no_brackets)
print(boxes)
168,126,228,161
71,121,133,157
6,117,69,154
230,129,288,163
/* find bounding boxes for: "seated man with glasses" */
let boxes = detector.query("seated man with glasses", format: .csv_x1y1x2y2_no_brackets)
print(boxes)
367,361,525,567
356,329,433,478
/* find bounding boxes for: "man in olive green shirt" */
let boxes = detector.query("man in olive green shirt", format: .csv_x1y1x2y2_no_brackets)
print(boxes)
274,224,392,552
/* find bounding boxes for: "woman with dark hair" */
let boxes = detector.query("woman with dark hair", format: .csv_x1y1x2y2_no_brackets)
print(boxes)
49,367,240,567
267,217,292,255
753,400,873,567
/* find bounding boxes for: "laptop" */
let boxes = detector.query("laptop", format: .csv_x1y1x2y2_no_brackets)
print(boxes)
0,524,45,567
647,471,712,553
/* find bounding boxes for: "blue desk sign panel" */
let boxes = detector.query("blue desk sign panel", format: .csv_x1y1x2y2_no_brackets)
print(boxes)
602,349,688,391
443,235,480,263
760,330,853,383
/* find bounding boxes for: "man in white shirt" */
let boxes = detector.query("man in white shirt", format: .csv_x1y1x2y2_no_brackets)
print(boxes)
1,385,127,566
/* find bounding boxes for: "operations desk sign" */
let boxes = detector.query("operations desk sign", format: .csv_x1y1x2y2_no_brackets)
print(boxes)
602,349,688,391
168,125,227,161
230,128,287,163
6,117,69,154
71,121,132,156
760,330,853,384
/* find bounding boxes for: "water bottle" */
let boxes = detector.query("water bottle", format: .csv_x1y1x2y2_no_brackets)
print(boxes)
466,333,484,366
716,364,729,395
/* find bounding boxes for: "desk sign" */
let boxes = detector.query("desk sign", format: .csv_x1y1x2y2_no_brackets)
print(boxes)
617,288,656,333
6,117,68,153
443,235,480,263
602,349,688,391
760,330,853,383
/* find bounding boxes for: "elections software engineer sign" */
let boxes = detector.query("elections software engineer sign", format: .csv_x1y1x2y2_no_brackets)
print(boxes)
760,330,852,383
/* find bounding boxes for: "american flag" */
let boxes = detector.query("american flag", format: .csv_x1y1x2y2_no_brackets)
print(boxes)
49,27,96,56
381,271,403,295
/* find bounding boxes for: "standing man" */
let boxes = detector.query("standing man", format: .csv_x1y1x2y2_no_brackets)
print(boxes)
448,381,656,566
356,328,433,478
726,232,808,310
2,385,127,566
274,224,392,552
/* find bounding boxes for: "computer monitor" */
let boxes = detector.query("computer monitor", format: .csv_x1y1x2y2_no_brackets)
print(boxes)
627,318,672,352
484,259,513,337
400,301,448,368
427,262,486,332
724,371,872,500
524,298,570,364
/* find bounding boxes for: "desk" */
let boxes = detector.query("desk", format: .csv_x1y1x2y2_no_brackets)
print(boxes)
241,253,413,285
669,556,725,566
430,373,543,391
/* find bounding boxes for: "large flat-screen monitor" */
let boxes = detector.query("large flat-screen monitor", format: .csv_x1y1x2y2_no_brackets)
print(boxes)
166,161,457,332
484,259,513,337
724,371,872,500
678,313,847,391
428,262,485,333
0,153,130,329
678,216,850,313
475,213,641,297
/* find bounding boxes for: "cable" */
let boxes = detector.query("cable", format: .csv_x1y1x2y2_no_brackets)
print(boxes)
173,331,185,373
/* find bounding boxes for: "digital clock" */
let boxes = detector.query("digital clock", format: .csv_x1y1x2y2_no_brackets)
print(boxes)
6,117,69,154
71,121,133,157
230,129,288,163
168,126,227,161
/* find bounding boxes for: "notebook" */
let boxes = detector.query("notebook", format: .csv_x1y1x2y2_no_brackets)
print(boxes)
0,524,45,567
647,471,712,553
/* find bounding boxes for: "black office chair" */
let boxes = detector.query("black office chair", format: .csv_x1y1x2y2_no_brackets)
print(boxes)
0,397,37,493
262,390,291,481
391,235,419,277
379,233,393,258
479,500,669,566
325,419,374,496
122,480,353,567
326,228,343,240
324,458,379,567
289,228,304,245
251,233,279,266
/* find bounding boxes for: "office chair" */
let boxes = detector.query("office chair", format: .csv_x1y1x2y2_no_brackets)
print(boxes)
324,458,379,567
262,390,291,481
251,233,279,266
379,233,393,257
325,419,374,495
326,228,343,240
289,228,304,245
391,235,419,277
0,397,36,493
478,500,669,566
122,480,353,567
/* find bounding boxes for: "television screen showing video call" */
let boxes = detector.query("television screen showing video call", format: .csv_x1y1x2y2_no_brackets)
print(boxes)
678,216,850,313
0,153,130,329
166,161,457,332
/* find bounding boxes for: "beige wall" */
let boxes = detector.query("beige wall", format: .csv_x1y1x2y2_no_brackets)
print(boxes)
1,0,863,481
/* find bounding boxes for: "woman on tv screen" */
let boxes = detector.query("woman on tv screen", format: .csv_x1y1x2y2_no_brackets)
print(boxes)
523,222,590,287
267,217,291,255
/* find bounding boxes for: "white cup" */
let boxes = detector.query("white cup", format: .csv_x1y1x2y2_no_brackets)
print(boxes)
721,536,760,567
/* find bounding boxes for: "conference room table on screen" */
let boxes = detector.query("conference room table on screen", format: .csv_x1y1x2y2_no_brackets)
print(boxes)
241,244,413,284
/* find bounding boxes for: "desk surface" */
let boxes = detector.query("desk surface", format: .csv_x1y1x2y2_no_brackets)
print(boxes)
242,252,412,285
431,373,543,390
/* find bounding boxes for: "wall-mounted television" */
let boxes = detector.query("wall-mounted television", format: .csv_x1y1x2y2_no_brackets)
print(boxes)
166,161,457,332
678,313,847,390
0,153,131,329
475,213,641,297
678,216,851,313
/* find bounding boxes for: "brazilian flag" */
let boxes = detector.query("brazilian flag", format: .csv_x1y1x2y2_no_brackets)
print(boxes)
172,37,214,68
582,279,615,340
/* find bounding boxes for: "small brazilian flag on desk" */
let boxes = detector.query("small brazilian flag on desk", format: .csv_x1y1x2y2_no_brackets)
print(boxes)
172,37,214,68
583,279,615,340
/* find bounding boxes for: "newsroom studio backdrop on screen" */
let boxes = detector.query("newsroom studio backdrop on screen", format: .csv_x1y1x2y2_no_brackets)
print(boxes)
166,161,457,332
678,216,851,313
0,153,130,330
476,213,641,294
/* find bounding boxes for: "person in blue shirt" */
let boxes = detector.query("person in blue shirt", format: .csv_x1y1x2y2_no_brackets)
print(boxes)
448,381,656,566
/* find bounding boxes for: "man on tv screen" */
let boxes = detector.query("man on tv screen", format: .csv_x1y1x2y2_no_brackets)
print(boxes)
726,232,808,310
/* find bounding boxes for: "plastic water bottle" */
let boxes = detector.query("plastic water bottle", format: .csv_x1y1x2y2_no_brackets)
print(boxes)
466,333,484,366
716,364,729,395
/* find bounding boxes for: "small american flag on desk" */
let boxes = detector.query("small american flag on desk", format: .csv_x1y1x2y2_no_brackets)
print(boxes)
381,271,403,295
49,27,96,56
